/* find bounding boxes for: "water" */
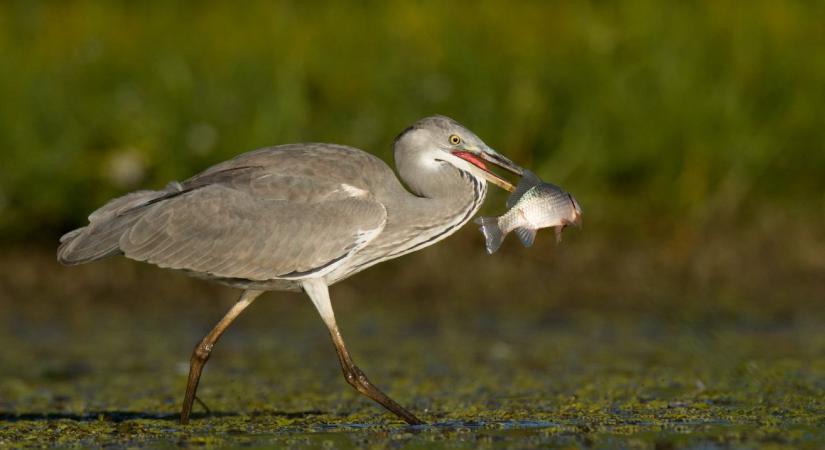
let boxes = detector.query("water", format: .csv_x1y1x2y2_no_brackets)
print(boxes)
1,251,823,448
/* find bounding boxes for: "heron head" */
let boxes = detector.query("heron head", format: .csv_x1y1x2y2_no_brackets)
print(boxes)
394,115,523,194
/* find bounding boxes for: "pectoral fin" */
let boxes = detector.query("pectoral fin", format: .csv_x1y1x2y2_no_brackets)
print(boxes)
515,227,537,247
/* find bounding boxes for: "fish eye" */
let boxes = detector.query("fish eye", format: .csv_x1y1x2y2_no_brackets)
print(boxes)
449,135,461,145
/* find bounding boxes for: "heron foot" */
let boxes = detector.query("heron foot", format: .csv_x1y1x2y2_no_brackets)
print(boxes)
342,363,425,425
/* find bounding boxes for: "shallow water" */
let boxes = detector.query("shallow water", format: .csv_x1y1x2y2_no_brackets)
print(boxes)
1,248,823,448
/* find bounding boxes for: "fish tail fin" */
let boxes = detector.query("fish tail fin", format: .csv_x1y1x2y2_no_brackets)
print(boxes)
514,227,537,247
475,217,505,254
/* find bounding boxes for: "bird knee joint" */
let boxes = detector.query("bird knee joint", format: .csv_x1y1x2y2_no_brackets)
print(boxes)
344,372,358,386
193,342,214,361
344,369,370,390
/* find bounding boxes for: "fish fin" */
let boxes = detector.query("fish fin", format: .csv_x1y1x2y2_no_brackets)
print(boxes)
568,193,583,227
475,217,506,254
515,227,537,247
554,225,564,244
506,169,543,209
569,193,582,214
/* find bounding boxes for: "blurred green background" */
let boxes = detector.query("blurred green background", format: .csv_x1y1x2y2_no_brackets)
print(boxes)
1,1,824,448
2,1,824,242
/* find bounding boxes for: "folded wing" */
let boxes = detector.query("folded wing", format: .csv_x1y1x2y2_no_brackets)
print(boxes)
61,165,387,281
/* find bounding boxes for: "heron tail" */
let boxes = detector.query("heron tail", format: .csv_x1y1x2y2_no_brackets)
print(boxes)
57,189,173,265
474,216,505,254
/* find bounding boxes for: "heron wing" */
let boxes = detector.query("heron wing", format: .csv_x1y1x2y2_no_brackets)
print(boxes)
119,170,387,281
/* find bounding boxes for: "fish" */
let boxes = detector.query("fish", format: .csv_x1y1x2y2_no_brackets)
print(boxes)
475,169,582,254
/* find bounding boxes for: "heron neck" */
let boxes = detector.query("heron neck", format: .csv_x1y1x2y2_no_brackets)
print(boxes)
400,166,485,219
326,164,487,284
374,166,486,259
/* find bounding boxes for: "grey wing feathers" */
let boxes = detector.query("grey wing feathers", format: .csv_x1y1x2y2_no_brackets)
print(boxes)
120,181,385,280
57,145,391,279
57,166,265,265
58,189,178,264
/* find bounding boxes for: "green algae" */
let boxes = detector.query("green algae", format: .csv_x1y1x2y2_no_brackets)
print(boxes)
2,300,823,448
1,245,824,448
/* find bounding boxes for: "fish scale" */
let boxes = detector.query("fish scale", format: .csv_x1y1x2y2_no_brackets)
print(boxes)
475,170,582,254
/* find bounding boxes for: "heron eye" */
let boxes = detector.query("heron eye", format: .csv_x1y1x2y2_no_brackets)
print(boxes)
449,135,461,145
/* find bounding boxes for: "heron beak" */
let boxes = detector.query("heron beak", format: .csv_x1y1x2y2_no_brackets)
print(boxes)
452,146,524,192
479,148,523,176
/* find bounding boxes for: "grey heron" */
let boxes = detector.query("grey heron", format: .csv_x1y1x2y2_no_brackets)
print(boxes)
57,115,524,425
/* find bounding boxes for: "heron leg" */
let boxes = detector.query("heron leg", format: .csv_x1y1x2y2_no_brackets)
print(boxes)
180,289,262,424
303,279,424,425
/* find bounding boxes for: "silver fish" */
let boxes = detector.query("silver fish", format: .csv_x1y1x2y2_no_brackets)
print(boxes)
475,170,582,254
